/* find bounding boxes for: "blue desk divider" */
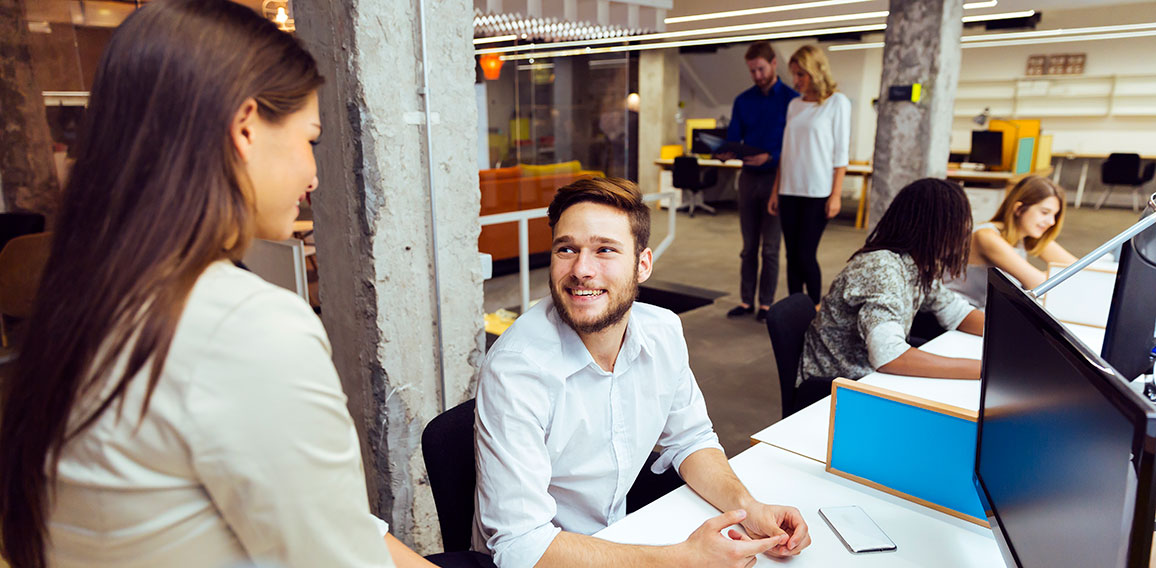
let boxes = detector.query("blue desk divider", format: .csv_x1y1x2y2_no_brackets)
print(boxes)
825,379,988,526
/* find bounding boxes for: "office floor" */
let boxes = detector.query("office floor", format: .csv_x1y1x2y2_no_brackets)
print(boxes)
483,199,1142,456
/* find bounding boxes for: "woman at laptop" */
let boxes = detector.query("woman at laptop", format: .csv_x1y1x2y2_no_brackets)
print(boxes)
797,179,985,405
945,175,1077,308
0,2,434,567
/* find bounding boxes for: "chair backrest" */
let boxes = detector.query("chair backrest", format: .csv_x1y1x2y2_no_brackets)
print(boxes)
765,293,817,418
0,232,53,319
0,212,45,254
422,398,477,553
671,156,701,189
1102,153,1142,185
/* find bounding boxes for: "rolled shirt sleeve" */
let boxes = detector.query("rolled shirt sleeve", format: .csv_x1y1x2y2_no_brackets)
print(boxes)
653,366,723,475
831,94,851,168
923,279,975,331
474,351,561,568
848,260,917,371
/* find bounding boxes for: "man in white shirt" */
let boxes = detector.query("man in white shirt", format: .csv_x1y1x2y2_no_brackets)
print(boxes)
473,177,811,568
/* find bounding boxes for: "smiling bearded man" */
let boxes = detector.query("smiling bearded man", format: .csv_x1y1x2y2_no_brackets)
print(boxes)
472,177,811,568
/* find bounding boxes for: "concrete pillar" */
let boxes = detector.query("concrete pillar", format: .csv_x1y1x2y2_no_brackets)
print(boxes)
294,0,484,553
0,0,60,219
638,49,678,194
869,0,962,230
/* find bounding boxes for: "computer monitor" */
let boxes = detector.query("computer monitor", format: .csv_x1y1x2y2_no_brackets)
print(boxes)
970,130,1004,169
690,128,728,155
975,268,1156,568
1102,205,1156,380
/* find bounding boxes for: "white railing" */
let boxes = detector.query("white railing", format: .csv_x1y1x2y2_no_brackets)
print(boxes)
480,190,679,314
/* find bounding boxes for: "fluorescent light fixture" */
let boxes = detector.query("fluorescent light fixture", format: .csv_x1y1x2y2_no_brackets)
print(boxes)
668,0,995,26
829,21,1156,51
516,63,555,70
962,29,1156,48
664,0,871,25
478,10,889,55
499,23,888,61
961,10,1034,23
474,34,518,45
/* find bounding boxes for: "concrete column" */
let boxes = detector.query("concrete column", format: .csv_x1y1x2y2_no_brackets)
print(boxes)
638,49,678,194
869,0,962,229
294,0,484,553
0,0,60,219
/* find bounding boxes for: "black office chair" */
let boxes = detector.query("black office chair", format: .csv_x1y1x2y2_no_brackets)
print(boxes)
765,293,824,418
421,399,684,557
1097,153,1156,211
672,156,718,217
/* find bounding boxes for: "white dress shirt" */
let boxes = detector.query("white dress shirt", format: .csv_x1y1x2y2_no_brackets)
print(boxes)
472,297,723,568
49,261,394,568
779,92,851,198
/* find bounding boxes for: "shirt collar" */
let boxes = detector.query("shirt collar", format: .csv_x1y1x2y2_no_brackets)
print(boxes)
545,296,653,378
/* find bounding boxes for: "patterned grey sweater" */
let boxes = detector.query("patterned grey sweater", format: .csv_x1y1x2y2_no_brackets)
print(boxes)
799,250,974,384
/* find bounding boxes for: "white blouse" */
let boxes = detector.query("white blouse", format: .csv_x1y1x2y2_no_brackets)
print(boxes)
49,261,395,568
779,92,851,198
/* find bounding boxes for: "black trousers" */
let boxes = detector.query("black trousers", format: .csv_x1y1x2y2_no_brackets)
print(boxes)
778,195,829,305
737,168,781,308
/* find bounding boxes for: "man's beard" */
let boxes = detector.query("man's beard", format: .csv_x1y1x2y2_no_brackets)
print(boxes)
550,269,639,335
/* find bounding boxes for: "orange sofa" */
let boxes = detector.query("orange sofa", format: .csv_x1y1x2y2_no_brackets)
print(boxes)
479,163,603,262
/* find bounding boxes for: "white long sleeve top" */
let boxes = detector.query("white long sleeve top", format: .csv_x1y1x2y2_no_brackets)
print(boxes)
49,261,394,568
779,92,852,198
472,297,722,568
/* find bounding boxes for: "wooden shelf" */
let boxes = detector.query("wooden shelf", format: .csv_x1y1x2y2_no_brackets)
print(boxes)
953,74,1156,119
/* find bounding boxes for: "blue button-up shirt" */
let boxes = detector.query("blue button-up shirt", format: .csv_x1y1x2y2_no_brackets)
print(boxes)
726,79,799,172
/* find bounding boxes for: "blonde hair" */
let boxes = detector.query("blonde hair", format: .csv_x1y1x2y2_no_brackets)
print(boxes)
789,45,837,102
989,175,1067,256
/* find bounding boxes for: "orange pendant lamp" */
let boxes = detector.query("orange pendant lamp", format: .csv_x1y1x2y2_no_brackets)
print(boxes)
480,53,504,80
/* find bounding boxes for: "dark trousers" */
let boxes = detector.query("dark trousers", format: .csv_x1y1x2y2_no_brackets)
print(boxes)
738,168,781,308
778,195,829,305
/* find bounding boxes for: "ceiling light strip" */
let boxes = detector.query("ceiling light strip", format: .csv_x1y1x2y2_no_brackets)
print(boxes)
474,34,518,45
664,0,871,25
961,10,1034,24
830,24,1156,51
477,10,889,55
667,0,996,26
961,29,1156,48
500,23,889,61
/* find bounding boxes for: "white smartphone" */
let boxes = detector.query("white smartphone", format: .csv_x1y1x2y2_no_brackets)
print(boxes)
818,505,897,554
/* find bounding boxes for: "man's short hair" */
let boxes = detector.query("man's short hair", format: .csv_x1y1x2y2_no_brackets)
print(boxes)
547,177,651,256
745,41,778,64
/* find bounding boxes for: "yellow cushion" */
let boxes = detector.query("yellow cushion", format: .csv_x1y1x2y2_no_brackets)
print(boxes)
520,160,581,177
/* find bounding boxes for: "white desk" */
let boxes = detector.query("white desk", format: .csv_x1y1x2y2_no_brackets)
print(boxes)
595,443,1003,567
750,324,1106,463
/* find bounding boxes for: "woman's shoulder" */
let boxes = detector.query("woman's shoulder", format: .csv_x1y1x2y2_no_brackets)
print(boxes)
177,261,323,351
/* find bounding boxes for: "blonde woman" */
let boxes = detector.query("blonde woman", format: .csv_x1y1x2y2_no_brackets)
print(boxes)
945,175,1078,308
768,45,851,305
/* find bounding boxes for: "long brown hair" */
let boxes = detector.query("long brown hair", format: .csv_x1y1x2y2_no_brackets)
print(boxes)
855,178,973,291
990,175,1067,256
0,1,322,565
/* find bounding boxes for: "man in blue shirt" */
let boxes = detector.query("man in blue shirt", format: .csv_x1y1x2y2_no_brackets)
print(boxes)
720,41,799,322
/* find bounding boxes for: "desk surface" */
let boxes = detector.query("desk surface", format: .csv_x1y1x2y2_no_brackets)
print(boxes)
751,323,1106,463
595,443,1003,567
655,159,1040,183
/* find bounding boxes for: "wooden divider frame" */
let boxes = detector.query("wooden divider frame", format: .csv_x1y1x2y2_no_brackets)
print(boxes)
823,378,989,527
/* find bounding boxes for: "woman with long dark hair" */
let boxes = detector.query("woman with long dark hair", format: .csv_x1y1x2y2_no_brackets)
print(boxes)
796,179,986,399
0,2,431,567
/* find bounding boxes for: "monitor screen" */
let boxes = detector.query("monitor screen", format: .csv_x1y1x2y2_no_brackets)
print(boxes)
1103,211,1156,380
976,269,1156,568
970,130,1004,169
690,128,728,155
